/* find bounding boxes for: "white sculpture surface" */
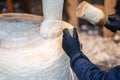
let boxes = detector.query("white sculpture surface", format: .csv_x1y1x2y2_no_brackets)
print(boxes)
0,0,78,79
0,20,75,80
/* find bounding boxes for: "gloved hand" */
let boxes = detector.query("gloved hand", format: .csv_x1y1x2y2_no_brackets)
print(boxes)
62,28,81,58
104,14,120,32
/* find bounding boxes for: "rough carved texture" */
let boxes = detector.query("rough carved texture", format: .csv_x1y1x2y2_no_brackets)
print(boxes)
40,19,74,39
0,20,75,80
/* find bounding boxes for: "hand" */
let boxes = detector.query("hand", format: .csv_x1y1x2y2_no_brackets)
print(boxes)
62,28,81,58
104,14,120,32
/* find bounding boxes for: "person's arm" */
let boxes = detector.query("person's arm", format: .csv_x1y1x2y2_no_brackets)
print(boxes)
62,28,120,80
71,51,120,80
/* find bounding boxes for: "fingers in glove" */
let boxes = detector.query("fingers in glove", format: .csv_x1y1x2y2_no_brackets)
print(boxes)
105,22,117,32
63,28,72,38
108,15,117,21
109,15,120,21
73,28,78,39
105,22,115,28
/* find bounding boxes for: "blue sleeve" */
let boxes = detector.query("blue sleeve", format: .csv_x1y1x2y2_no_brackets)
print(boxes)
70,51,120,80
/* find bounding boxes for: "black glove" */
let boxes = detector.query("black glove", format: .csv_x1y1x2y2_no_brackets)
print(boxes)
62,28,81,58
104,14,120,32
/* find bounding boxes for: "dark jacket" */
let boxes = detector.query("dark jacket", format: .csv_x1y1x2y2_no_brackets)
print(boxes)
70,52,120,80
